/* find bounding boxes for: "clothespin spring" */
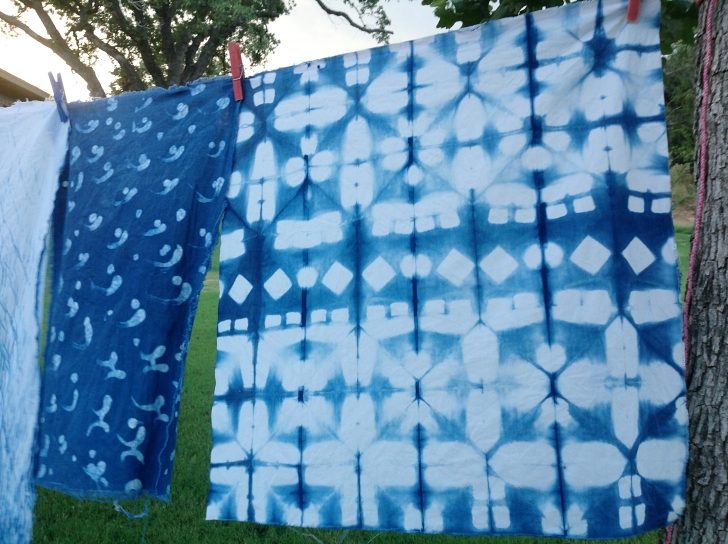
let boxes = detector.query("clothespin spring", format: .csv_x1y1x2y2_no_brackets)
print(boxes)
228,42,245,101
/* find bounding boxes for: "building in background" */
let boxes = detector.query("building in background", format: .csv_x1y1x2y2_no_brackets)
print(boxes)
0,67,48,106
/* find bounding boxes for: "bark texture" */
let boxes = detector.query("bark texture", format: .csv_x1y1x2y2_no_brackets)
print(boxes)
672,1,728,542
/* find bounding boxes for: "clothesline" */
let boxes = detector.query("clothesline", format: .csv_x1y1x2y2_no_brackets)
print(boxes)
0,0,689,541
665,0,716,542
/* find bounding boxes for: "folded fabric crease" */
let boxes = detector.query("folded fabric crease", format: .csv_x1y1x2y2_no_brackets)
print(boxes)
207,0,687,538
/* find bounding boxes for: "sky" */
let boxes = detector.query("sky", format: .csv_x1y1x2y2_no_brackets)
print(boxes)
0,0,445,102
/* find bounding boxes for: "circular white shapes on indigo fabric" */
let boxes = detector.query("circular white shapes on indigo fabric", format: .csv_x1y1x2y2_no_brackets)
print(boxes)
297,267,318,288
544,243,564,268
523,244,542,269
400,254,432,279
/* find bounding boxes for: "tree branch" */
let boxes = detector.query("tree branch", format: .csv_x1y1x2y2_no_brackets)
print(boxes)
167,30,191,86
0,3,107,97
179,32,205,83
155,1,176,72
123,2,167,87
105,0,133,34
158,2,193,87
83,29,147,90
189,30,224,81
312,0,392,36
0,9,53,47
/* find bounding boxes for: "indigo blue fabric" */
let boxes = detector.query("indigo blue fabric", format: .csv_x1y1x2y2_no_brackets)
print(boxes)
0,102,68,544
36,77,239,500
207,0,687,537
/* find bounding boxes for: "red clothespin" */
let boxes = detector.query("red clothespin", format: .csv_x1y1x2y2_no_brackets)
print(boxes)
228,42,244,101
626,0,640,22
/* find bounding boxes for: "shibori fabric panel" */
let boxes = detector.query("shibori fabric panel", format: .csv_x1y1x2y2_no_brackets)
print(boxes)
36,77,239,500
0,102,68,544
208,0,687,537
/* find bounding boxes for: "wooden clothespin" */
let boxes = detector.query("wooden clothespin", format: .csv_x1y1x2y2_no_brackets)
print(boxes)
48,72,69,122
228,42,245,101
626,0,640,22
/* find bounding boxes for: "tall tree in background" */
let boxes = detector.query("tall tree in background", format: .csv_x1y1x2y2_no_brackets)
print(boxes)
663,42,695,212
672,1,727,542
0,0,391,96
663,42,695,167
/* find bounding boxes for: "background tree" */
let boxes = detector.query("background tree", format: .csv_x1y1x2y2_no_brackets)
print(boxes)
0,0,391,96
422,0,696,53
672,1,727,542
663,42,695,213
663,42,695,167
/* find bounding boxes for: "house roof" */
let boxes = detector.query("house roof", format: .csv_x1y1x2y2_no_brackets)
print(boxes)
0,67,49,102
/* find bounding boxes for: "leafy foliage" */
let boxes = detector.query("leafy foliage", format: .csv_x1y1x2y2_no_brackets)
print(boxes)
421,0,697,54
663,42,695,166
0,0,288,95
0,0,391,96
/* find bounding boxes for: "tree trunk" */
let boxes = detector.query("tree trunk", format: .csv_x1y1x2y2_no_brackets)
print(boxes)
672,1,728,542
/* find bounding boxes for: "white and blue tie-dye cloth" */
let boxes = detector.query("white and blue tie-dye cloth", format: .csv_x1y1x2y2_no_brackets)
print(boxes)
0,102,68,544
207,0,687,537
36,77,239,500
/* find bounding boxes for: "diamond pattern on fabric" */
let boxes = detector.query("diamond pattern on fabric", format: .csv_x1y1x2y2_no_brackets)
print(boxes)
479,247,519,284
263,268,292,300
362,256,396,291
208,0,687,538
322,261,354,295
437,249,475,286
622,237,656,275
228,274,253,304
570,236,612,275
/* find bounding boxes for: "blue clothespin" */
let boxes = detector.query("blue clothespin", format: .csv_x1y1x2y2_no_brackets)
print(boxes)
48,72,69,122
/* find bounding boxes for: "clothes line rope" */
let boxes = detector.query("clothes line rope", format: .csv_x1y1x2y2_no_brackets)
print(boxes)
667,0,716,540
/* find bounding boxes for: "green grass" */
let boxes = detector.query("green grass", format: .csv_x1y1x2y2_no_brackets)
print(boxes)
674,223,692,298
33,230,693,543
670,164,695,210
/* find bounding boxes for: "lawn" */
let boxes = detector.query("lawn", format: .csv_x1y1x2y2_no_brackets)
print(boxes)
673,223,692,298
32,227,692,544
